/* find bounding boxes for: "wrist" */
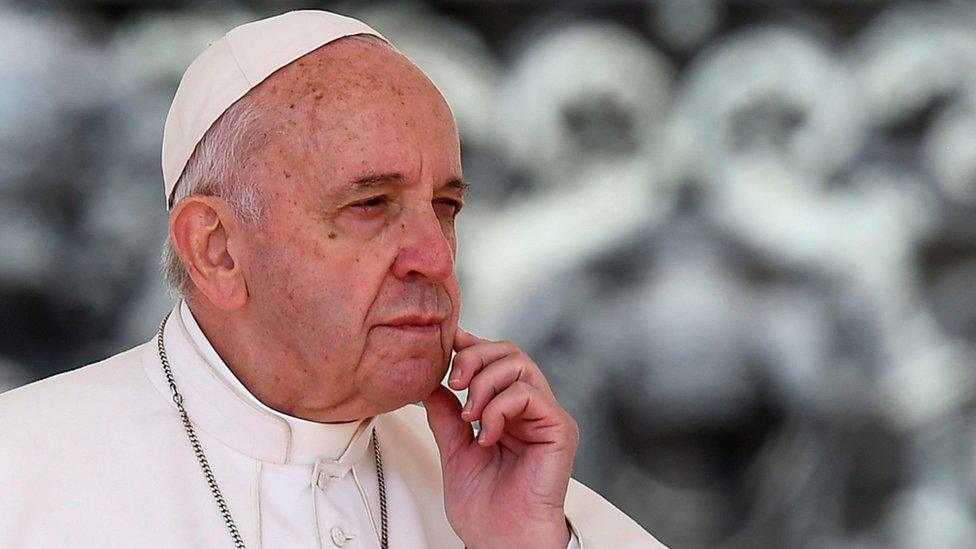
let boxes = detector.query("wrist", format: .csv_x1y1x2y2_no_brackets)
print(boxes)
465,516,571,549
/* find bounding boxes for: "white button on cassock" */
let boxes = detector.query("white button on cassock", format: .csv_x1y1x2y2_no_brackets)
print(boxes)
312,460,350,490
330,526,353,546
316,470,342,490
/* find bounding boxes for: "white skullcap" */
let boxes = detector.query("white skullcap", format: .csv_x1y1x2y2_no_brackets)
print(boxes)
161,10,388,208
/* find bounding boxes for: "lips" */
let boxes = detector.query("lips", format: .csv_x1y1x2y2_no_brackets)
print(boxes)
377,314,444,332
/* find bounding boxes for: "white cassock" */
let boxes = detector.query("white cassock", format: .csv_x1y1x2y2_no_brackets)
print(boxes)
0,301,665,548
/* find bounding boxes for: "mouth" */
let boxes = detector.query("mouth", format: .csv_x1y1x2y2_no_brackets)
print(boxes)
377,315,444,333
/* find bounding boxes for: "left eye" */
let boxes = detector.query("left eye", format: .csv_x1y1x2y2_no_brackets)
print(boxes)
434,199,463,218
351,196,388,212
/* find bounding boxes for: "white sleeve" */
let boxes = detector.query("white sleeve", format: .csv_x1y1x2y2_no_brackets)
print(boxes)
567,516,584,549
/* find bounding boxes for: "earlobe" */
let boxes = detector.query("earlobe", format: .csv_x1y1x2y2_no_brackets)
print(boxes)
170,196,249,310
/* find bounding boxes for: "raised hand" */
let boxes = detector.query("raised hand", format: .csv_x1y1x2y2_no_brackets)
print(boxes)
423,328,579,549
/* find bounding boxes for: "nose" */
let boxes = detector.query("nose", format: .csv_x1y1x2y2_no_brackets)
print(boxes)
390,206,455,283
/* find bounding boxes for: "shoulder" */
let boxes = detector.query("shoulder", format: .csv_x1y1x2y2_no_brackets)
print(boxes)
566,477,669,548
0,341,197,546
0,341,155,414
0,340,167,455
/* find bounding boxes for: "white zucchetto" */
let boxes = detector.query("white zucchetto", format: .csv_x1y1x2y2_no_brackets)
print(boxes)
161,10,388,208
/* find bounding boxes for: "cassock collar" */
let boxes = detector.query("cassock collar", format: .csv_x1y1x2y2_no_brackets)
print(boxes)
144,301,376,467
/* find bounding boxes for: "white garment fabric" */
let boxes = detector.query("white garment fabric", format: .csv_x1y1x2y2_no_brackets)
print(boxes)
0,302,665,548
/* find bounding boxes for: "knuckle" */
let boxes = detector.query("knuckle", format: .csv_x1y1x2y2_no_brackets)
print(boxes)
454,349,477,367
467,374,490,395
556,416,580,446
482,401,501,420
509,350,539,374
511,380,534,397
511,380,531,391
511,352,533,370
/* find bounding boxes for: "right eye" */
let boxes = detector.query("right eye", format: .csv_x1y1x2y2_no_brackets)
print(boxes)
349,196,388,217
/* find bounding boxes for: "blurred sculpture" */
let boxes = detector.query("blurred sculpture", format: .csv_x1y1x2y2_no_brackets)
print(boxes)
848,2,976,130
463,21,684,336
0,8,112,376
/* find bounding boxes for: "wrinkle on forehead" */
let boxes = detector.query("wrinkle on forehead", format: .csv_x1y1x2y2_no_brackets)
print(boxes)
248,35,456,179
257,36,446,123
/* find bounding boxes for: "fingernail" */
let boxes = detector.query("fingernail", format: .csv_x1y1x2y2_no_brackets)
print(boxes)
449,377,461,389
477,431,486,444
461,400,472,416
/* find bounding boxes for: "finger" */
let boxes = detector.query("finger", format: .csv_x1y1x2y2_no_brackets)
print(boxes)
448,337,520,390
478,381,564,447
497,430,530,455
452,327,485,353
423,384,474,462
461,355,550,423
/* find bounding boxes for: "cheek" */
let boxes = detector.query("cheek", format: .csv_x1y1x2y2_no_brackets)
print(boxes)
442,280,461,353
245,239,319,333
245,230,294,299
303,248,389,325
251,213,400,327
247,226,341,316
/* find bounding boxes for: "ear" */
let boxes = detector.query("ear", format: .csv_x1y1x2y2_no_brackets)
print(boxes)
169,196,249,310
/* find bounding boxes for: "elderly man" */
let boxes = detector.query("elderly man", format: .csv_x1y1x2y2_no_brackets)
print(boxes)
0,10,662,548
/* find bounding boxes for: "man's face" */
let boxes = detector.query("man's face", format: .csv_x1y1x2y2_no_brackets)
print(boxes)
240,38,464,419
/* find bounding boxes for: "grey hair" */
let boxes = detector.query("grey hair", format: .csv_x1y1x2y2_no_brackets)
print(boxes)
160,92,272,299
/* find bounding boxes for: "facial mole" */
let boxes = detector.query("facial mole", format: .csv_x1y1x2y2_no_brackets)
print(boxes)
283,170,291,179
328,232,337,239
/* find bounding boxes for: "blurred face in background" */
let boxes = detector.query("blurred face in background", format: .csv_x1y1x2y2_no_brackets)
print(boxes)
239,37,464,419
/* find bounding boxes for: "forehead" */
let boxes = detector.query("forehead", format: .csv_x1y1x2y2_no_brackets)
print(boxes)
251,37,460,191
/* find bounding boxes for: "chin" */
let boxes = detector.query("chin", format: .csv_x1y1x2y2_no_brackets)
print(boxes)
365,355,446,409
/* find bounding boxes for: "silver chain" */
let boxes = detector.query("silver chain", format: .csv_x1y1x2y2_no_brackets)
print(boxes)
373,428,389,549
156,313,389,549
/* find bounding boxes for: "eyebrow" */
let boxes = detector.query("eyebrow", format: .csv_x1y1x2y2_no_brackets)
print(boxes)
349,172,469,197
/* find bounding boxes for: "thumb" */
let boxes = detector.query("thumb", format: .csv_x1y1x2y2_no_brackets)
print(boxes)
423,384,474,463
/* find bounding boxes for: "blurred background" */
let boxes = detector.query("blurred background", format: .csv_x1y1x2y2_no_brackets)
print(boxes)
2,0,975,546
